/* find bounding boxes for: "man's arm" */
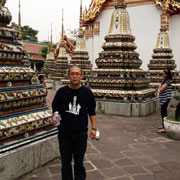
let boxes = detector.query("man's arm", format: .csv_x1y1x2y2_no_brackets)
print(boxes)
51,90,61,126
89,115,96,140
87,88,97,140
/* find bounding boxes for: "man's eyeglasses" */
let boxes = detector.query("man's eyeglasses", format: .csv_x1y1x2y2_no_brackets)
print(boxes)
69,72,82,76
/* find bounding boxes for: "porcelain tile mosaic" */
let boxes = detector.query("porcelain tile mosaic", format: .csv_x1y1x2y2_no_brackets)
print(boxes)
0,1,53,143
88,0,156,101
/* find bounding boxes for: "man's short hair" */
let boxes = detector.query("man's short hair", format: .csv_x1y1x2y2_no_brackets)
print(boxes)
68,65,82,74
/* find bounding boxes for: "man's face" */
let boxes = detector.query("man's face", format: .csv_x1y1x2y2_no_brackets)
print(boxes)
68,67,82,85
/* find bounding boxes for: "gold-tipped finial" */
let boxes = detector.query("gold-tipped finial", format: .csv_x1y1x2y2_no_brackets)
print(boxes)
18,0,22,40
78,0,84,37
160,0,169,32
115,0,126,9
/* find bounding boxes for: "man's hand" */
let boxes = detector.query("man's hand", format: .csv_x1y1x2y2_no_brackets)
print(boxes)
90,129,96,140
52,116,57,126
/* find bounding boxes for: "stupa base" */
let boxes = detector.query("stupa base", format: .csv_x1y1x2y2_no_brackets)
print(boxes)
0,128,60,180
96,97,160,116
53,80,64,91
45,79,54,89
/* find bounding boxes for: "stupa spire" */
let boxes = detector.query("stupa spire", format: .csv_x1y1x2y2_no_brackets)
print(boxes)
66,0,92,85
50,23,53,52
17,0,22,40
78,0,83,37
61,9,64,39
59,8,65,47
155,0,170,49
160,0,169,32
48,31,50,53
108,0,131,35
53,9,68,81
58,9,67,57
74,0,87,52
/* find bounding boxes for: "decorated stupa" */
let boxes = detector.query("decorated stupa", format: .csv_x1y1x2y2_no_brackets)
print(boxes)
88,0,156,101
42,25,55,79
54,10,69,81
62,0,92,85
148,0,180,89
0,0,52,144
54,35,75,60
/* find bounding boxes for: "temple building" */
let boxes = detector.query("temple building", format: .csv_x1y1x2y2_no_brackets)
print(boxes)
148,0,180,89
23,41,46,72
83,0,180,70
0,1,52,145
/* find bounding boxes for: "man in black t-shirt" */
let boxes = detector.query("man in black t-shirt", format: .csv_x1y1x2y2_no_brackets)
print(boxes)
52,65,97,180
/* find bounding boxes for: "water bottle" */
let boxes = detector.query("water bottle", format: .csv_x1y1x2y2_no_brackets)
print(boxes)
95,129,100,141
54,111,60,126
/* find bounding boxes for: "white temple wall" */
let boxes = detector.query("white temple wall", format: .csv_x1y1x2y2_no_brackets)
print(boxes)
127,4,161,70
86,4,180,71
92,35,100,68
170,15,180,71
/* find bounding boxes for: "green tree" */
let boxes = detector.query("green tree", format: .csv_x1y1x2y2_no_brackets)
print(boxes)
10,22,39,42
40,44,56,59
40,46,48,59
11,22,18,30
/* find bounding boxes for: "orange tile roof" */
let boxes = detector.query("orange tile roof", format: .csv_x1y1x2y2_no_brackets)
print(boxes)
24,42,45,53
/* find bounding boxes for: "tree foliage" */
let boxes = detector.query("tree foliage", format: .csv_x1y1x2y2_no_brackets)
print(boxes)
10,22,39,42
40,46,48,59
40,44,56,59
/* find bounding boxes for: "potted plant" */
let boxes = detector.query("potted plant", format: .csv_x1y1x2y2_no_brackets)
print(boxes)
164,91,180,140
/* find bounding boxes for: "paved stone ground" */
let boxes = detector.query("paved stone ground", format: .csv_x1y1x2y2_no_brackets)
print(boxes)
19,89,180,180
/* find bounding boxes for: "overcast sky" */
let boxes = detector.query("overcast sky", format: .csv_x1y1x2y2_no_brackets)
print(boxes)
6,0,91,43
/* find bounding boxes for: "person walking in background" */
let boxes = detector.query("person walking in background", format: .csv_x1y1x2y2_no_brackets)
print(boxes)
38,75,48,93
158,69,172,133
52,65,97,180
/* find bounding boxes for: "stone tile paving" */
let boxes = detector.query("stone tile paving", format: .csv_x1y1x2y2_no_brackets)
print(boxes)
18,89,180,180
